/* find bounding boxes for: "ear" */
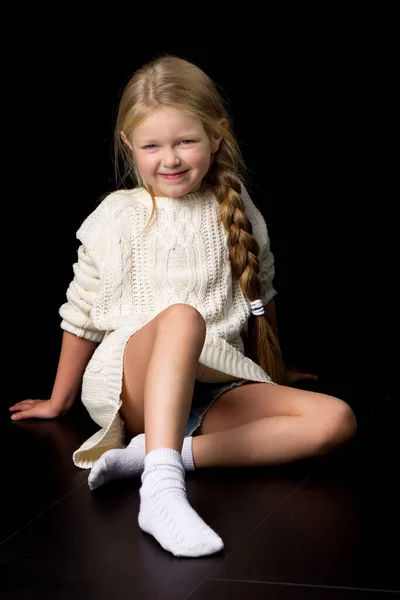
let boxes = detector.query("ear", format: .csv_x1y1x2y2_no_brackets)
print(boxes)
120,130,132,150
210,118,228,153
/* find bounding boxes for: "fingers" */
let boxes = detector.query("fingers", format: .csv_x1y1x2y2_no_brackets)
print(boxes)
9,400,35,411
9,400,36,420
292,374,318,382
286,367,318,381
9,400,35,408
285,371,319,385
10,410,33,420
299,373,318,380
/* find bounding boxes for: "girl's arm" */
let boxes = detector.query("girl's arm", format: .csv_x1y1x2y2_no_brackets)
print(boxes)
50,330,98,411
9,331,97,420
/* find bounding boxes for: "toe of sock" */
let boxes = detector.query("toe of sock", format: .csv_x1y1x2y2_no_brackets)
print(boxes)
88,474,99,491
88,464,104,490
173,536,224,557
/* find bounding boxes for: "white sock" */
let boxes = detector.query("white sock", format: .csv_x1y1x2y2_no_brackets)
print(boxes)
88,434,195,491
138,447,224,557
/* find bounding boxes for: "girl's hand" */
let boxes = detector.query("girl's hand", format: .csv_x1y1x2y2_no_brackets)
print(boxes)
9,399,68,421
285,365,319,386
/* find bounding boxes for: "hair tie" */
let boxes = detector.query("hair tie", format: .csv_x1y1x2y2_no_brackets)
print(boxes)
250,299,265,316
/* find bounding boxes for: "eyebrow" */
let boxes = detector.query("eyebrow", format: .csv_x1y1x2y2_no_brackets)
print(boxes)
138,132,199,144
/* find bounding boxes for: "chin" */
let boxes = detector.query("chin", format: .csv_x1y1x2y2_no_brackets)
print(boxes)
163,184,201,198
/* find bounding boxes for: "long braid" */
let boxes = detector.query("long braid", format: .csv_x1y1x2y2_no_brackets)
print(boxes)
211,164,286,384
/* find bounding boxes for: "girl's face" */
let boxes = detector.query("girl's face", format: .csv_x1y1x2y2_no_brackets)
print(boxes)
125,105,223,197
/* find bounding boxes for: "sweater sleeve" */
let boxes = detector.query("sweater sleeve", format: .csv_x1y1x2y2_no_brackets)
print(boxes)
240,182,277,306
59,244,105,343
58,198,112,343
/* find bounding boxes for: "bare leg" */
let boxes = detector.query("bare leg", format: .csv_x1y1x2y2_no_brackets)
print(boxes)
90,378,356,484
89,304,202,489
192,411,356,468
89,305,224,557
192,383,357,468
143,308,206,453
138,308,223,556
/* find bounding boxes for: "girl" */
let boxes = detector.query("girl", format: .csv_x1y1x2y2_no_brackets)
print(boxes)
9,55,357,558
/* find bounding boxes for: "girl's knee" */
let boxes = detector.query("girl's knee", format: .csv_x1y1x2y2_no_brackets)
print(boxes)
316,397,357,454
162,304,206,337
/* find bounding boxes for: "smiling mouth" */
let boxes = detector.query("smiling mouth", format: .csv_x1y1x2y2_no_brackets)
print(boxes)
159,171,187,180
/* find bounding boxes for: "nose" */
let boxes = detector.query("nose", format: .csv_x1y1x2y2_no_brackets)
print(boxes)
161,147,181,169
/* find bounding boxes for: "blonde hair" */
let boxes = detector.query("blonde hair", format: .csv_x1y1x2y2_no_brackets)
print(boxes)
114,54,286,384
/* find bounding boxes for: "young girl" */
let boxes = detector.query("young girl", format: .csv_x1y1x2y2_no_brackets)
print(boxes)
9,55,357,558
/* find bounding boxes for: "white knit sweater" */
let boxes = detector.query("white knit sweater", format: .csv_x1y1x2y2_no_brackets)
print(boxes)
60,183,276,378
59,183,277,467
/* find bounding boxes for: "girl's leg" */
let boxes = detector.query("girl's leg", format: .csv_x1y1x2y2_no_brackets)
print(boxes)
90,303,223,557
119,303,206,451
192,383,357,468
89,303,200,487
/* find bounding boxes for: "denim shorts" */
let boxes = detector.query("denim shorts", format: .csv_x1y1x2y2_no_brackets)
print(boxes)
185,378,251,437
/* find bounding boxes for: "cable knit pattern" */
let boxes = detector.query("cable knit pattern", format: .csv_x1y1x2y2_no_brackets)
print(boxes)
59,184,278,469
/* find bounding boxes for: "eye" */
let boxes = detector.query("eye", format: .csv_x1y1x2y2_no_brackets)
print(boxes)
142,144,158,150
180,139,195,145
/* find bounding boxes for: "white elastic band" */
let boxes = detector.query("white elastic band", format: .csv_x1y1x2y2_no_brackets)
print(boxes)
250,299,265,316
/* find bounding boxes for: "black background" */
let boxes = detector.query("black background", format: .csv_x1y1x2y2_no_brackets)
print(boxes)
6,15,396,407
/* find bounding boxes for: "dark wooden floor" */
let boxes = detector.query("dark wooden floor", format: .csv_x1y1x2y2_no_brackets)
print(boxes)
2,376,398,599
